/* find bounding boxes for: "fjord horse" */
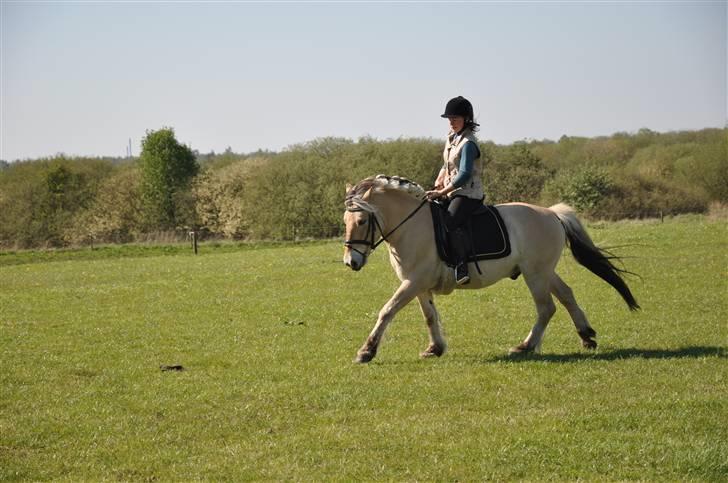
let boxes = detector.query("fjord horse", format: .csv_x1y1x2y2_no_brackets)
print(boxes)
343,175,638,363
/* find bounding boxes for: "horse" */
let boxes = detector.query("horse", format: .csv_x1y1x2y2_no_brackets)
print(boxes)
342,175,639,363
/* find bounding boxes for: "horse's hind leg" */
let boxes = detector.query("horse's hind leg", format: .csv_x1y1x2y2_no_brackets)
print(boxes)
550,273,597,349
417,291,447,358
510,272,557,354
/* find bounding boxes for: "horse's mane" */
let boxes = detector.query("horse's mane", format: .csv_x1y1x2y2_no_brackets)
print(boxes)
345,175,426,210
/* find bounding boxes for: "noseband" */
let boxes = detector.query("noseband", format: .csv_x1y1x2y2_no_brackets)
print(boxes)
344,199,428,257
344,208,385,257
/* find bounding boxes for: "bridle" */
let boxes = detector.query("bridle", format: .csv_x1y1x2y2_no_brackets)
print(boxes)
344,199,428,257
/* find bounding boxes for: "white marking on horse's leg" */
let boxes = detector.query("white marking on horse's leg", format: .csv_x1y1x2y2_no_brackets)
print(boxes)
550,274,597,349
512,273,556,354
356,281,419,363
417,292,447,358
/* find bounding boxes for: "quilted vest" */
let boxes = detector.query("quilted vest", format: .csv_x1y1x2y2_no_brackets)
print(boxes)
442,129,484,200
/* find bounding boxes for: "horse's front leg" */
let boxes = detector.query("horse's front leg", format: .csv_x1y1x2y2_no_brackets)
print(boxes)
356,280,419,363
417,291,447,358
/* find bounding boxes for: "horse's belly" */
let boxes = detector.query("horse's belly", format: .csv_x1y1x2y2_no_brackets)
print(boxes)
428,255,519,293
460,256,520,290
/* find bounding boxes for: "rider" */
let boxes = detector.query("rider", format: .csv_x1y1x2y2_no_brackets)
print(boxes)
425,96,484,285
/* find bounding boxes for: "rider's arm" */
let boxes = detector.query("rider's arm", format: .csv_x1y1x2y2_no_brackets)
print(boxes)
434,166,446,189
448,141,479,189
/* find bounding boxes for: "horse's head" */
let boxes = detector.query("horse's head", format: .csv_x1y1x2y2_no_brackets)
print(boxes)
342,175,427,271
342,184,382,271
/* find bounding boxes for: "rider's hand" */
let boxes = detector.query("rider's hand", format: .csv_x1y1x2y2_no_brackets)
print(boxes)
425,189,444,201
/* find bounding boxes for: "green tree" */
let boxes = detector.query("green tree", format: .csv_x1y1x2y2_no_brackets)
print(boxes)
138,128,198,230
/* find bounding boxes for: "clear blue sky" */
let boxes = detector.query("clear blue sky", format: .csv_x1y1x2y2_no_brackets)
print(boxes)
1,1,725,161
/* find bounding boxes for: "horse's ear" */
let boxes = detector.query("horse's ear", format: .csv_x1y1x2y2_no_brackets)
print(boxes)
345,183,353,194
362,187,373,200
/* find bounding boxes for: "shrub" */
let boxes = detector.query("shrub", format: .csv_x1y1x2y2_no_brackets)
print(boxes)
0,157,112,248
64,166,144,245
598,174,708,219
192,158,269,239
542,165,615,213
485,144,553,203
0,129,723,247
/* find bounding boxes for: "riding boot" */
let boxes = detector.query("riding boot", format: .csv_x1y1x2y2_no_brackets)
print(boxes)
449,228,470,285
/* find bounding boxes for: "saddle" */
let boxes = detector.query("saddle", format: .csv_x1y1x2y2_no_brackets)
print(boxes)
430,201,511,268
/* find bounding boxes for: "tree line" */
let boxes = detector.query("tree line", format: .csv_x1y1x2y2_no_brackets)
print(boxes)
0,126,725,249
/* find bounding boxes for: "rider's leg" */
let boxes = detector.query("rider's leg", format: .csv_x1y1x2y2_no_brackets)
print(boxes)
445,196,481,284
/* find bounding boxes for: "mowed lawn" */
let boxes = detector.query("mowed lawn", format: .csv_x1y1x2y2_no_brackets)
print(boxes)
1,217,726,481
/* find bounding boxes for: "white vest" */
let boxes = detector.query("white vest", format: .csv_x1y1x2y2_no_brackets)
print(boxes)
442,129,484,200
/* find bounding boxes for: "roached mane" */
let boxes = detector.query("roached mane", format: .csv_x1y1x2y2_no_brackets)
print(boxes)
345,175,426,209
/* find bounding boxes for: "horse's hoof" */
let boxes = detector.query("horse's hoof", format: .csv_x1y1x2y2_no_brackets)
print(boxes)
354,351,375,364
509,343,534,355
420,344,446,358
582,338,598,350
419,350,441,358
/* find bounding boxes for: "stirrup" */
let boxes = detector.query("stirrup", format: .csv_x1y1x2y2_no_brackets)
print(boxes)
455,264,470,285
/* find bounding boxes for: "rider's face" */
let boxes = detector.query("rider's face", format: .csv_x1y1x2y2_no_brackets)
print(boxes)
447,116,465,133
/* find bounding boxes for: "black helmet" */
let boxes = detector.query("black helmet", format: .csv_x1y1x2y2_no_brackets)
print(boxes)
441,96,474,120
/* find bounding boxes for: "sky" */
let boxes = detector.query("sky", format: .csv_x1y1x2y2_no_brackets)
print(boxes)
1,1,726,161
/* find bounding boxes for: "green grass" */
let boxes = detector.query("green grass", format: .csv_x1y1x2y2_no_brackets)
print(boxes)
1,217,726,481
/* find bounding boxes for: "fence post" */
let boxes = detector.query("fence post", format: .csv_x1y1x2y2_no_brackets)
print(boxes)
189,230,198,254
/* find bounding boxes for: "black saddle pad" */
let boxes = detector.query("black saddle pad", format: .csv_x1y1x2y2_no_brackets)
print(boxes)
430,202,511,267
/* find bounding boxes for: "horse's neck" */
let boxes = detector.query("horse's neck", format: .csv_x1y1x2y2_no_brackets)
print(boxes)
373,190,442,282
373,191,426,247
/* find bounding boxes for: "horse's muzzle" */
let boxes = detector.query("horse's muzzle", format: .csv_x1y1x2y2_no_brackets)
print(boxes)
343,249,367,271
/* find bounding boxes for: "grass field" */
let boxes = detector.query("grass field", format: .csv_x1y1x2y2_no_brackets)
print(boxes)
1,216,726,481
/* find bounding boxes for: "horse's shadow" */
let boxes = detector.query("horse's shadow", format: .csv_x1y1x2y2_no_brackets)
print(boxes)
482,346,727,364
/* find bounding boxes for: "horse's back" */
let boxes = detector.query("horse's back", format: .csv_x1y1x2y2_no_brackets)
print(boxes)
496,201,554,216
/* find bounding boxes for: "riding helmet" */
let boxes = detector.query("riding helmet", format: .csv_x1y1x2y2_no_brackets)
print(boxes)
441,96,474,120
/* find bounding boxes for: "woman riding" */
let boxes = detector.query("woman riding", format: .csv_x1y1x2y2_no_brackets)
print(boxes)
425,95,484,285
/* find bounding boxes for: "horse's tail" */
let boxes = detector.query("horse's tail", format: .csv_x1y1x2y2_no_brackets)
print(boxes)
550,203,640,311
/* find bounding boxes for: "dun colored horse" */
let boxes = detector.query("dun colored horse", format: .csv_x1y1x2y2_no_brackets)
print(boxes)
343,175,638,363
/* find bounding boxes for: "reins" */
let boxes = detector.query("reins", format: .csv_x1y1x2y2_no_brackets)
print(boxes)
345,199,428,255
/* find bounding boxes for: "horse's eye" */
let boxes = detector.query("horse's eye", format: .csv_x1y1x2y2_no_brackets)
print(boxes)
357,218,368,226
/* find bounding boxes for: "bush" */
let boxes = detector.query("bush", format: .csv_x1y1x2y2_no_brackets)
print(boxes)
0,128,722,248
0,157,112,248
542,165,615,213
690,136,728,201
238,137,443,240
485,144,553,203
193,158,269,239
597,174,708,219
64,166,145,245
